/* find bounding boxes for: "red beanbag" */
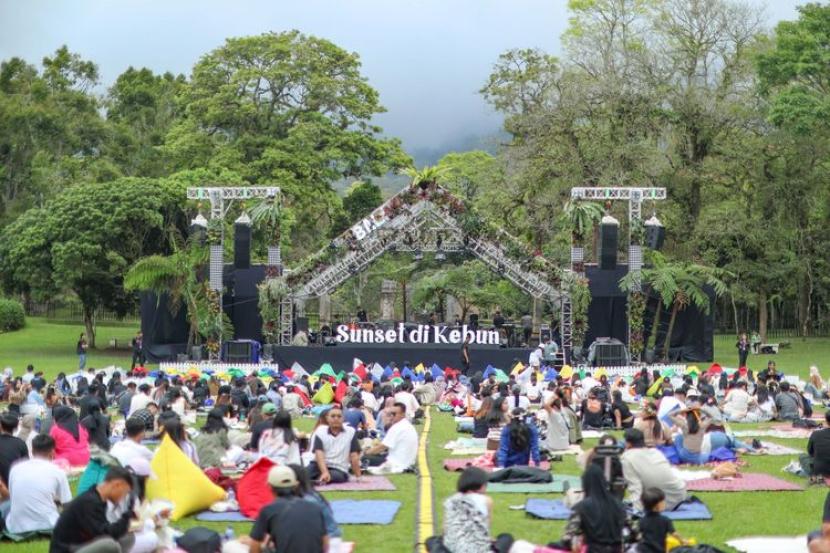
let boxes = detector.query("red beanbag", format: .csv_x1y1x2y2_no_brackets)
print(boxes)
236,457,276,519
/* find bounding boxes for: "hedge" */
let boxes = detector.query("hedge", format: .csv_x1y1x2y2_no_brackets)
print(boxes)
0,298,25,332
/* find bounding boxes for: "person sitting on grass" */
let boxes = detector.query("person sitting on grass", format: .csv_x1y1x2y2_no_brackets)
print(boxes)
558,464,639,553
244,465,329,553
636,487,688,553
496,408,540,468
0,412,28,492
5,434,72,535
775,381,804,421
259,410,302,466
621,429,687,513
289,463,343,553
441,467,514,553
364,402,418,474
160,419,199,465
669,406,711,465
110,417,153,467
193,407,230,468
50,466,135,553
807,411,830,484
50,406,90,467
611,390,634,429
247,402,277,451
307,406,362,484
633,401,670,447
80,403,111,452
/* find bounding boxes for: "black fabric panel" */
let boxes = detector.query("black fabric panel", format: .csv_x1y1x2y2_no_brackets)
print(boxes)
140,292,189,362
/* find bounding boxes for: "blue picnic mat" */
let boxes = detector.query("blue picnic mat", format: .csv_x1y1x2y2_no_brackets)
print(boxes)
525,498,712,521
331,500,401,525
195,500,402,525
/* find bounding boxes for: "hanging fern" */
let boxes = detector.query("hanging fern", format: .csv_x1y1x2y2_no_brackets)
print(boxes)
568,274,591,348
258,277,288,344
628,291,646,360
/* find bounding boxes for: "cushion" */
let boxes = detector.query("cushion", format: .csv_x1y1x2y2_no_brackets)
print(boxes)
313,382,335,404
146,434,226,520
236,457,277,520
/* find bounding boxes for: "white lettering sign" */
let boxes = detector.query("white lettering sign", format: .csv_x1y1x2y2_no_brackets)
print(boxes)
350,205,389,241
335,323,499,345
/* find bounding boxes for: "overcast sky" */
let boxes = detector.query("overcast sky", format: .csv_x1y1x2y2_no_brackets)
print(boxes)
0,0,807,153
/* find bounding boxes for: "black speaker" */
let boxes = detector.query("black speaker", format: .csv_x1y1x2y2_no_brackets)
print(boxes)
645,220,665,251
296,317,309,332
598,217,619,270
234,222,251,269
540,324,551,342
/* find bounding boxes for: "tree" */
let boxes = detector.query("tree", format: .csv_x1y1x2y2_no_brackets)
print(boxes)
163,30,411,255
0,177,187,346
0,47,114,223
343,181,383,222
124,232,210,350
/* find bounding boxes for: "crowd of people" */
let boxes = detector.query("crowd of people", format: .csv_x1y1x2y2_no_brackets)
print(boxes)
0,357,828,552
0,361,433,553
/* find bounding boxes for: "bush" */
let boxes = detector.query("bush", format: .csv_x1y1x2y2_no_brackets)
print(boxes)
0,298,25,332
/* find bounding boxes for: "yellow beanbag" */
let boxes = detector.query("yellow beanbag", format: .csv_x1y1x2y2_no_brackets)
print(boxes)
312,382,335,404
559,365,573,379
146,434,226,520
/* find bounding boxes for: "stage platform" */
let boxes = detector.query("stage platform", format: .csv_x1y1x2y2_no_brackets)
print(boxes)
270,344,531,373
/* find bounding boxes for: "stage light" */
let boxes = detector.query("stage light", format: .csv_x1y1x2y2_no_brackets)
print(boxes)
435,252,446,261
413,250,423,261
190,213,208,229
234,212,251,226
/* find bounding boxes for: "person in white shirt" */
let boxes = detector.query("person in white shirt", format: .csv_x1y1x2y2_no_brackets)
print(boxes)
128,383,153,417
5,434,72,534
360,388,379,411
721,381,754,421
528,346,543,369
110,417,153,467
394,381,420,421
365,402,418,473
21,365,35,385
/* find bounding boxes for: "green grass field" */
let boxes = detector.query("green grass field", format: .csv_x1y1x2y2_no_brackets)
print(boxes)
1,318,828,552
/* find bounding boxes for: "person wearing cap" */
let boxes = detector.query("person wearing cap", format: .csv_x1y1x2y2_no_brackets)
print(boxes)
246,465,329,553
5,434,71,534
248,402,277,451
247,395,271,427
496,408,540,468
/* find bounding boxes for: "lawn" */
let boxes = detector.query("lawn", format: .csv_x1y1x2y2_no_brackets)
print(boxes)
1,319,829,552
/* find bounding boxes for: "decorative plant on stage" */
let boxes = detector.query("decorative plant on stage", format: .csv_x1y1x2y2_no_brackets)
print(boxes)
627,290,646,360
563,200,603,273
258,277,288,344
565,272,591,349
251,195,286,343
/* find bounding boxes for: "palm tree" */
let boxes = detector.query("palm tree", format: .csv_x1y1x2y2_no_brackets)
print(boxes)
250,195,282,269
124,231,210,351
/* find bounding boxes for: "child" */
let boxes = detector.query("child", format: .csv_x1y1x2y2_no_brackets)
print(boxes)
638,487,684,553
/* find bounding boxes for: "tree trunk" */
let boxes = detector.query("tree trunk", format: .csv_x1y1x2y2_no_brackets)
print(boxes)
662,302,680,361
648,298,663,352
730,294,739,336
758,290,768,344
83,306,97,349
401,279,408,322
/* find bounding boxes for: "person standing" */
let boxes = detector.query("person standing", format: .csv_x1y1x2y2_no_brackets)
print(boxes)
356,307,367,323
736,333,750,368
461,336,471,375
76,333,88,370
520,312,533,346
130,332,145,370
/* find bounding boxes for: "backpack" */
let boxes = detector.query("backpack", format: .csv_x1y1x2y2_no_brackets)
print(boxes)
176,527,222,553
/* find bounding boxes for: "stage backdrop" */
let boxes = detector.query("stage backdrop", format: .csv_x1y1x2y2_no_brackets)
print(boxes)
141,262,714,364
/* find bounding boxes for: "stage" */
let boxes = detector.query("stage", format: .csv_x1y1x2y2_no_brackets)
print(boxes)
268,344,532,373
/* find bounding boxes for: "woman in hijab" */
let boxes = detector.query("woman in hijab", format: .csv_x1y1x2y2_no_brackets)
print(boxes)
193,407,231,468
80,403,111,451
49,405,90,466
559,464,637,553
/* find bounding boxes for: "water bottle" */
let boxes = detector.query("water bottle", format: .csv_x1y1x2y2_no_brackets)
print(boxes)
224,526,235,541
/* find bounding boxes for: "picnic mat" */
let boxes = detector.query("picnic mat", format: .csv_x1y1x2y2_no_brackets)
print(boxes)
757,441,802,456
486,475,581,494
330,500,401,525
445,437,488,456
196,500,402,525
685,473,803,492
733,429,814,439
726,536,808,553
443,458,551,472
524,499,713,521
315,476,396,492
